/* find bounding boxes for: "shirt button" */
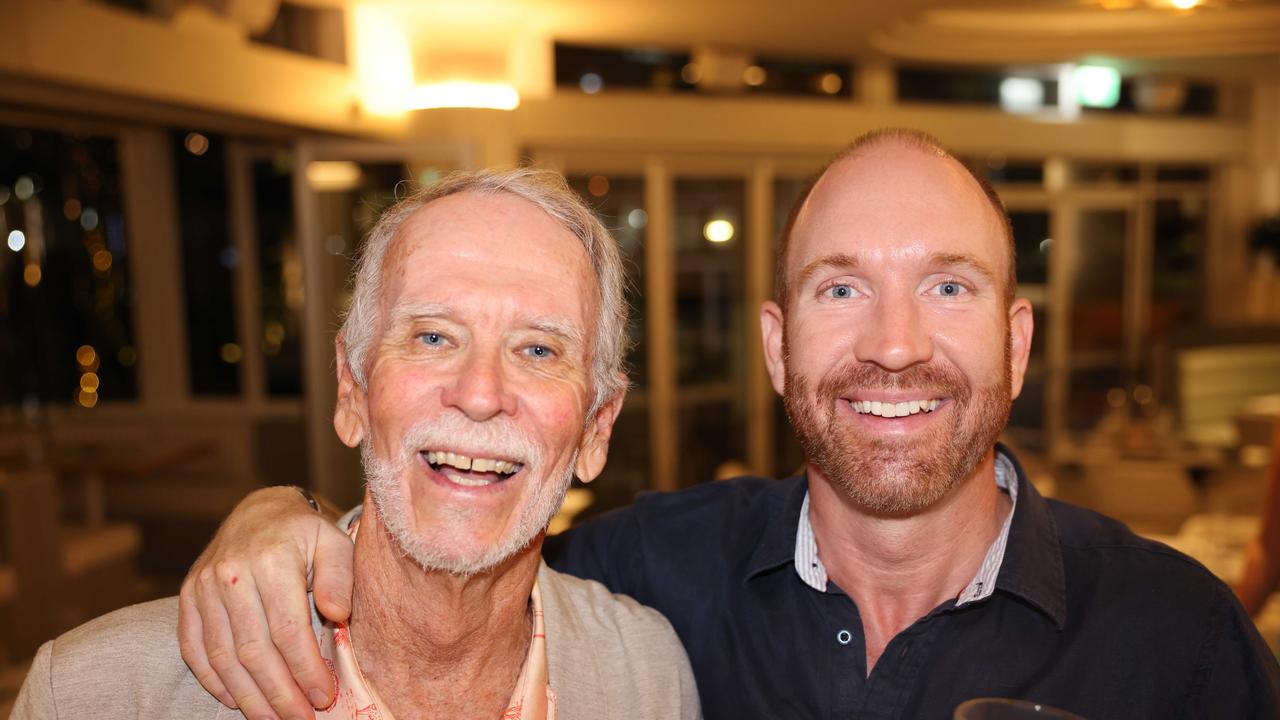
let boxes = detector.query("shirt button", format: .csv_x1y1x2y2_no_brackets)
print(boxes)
836,629,852,645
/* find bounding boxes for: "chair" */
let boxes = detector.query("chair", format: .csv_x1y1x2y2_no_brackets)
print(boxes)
0,466,142,660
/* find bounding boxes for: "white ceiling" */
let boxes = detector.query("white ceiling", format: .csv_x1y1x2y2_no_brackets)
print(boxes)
310,0,1280,72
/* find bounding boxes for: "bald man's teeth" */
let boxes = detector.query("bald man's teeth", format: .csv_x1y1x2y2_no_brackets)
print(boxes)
853,399,940,417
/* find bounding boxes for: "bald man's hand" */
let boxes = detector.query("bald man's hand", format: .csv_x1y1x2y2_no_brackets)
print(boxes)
178,486,354,720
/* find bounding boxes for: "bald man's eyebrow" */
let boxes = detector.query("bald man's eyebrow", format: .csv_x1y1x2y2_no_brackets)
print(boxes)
797,253,861,287
929,252,997,284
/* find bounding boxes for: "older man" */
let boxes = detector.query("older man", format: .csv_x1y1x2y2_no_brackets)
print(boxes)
13,169,699,719
178,130,1279,719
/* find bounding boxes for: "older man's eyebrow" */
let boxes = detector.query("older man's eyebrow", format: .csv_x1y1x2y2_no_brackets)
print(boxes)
797,253,861,287
387,302,451,327
928,252,997,284
526,318,586,348
387,304,584,347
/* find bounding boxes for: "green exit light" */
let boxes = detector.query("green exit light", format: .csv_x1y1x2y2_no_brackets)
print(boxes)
1074,65,1121,108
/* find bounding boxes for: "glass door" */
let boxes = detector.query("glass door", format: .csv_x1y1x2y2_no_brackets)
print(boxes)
1046,194,1140,456
293,140,469,505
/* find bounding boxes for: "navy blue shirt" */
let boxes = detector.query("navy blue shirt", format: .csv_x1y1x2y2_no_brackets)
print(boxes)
544,449,1280,719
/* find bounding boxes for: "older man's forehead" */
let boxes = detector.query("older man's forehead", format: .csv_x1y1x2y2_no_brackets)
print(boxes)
383,191,591,277
376,191,601,335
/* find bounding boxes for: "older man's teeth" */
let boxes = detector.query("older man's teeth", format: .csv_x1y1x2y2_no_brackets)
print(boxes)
853,399,940,417
425,451,521,475
446,472,491,487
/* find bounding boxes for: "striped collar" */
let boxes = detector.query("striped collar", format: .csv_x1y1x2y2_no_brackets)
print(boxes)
794,450,1018,606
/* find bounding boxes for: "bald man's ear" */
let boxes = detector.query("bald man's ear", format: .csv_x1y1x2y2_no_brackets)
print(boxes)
1007,298,1034,400
761,301,787,397
334,335,369,448
574,381,627,484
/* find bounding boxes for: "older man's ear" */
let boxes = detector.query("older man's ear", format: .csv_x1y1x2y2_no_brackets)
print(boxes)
574,381,627,484
333,334,369,449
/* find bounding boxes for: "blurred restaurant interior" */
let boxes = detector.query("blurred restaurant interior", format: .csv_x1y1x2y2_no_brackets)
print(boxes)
2,0,1280,705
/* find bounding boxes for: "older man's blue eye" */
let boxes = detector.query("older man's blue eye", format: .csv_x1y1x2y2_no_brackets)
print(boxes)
528,345,551,358
421,333,443,345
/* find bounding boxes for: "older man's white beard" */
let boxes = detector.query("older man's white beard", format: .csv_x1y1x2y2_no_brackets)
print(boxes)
361,414,575,576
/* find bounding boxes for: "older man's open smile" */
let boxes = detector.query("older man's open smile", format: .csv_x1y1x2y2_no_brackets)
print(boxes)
422,450,524,486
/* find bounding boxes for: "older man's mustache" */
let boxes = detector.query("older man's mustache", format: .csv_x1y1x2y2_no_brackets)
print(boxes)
389,413,544,479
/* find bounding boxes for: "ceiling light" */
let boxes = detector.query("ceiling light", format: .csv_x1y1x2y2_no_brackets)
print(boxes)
306,161,362,192
999,77,1044,114
404,82,520,111
1074,65,1121,108
704,219,735,243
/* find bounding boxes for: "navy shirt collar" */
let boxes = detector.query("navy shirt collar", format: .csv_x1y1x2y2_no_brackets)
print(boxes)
743,473,807,583
743,444,1067,629
992,443,1068,628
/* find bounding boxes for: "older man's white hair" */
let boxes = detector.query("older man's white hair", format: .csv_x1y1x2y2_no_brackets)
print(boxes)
339,167,631,418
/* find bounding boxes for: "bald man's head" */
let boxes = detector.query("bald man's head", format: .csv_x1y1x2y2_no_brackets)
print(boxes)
775,129,1016,310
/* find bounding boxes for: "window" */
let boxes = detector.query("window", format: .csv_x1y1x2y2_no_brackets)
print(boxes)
555,43,853,99
251,2,346,64
567,174,650,509
174,130,241,396
674,178,747,487
1010,210,1051,286
252,154,304,396
898,65,1217,118
556,43,695,94
0,124,136,407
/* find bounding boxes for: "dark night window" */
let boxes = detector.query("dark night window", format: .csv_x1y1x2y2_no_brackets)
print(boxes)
555,43,852,99
0,125,136,408
173,130,240,396
252,155,303,397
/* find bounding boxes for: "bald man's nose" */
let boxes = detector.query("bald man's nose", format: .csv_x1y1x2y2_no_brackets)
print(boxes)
853,297,934,371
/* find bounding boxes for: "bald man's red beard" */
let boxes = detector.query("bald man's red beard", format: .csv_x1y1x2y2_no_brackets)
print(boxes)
782,339,1012,517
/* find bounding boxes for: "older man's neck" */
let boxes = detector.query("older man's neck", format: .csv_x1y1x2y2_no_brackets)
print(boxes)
807,450,1011,674
349,511,540,718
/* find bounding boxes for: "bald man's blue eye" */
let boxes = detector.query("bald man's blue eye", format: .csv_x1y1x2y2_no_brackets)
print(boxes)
420,333,443,345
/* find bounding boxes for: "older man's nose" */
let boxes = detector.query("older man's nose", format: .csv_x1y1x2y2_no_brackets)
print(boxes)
853,297,933,371
441,349,516,421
